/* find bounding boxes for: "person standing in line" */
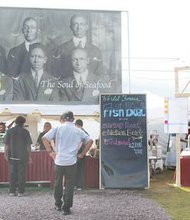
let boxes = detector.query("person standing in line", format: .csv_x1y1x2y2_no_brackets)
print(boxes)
42,111,93,215
75,119,89,190
6,17,39,78
51,14,104,79
4,116,32,197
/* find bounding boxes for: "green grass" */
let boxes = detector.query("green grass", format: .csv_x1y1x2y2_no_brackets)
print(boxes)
145,169,190,220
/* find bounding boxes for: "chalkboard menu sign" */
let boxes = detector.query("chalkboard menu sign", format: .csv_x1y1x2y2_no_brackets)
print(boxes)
100,94,148,188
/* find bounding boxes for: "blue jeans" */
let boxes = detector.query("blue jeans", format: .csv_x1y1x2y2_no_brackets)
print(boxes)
54,164,76,209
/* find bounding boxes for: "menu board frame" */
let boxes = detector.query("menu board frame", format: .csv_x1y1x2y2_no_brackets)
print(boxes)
100,93,149,188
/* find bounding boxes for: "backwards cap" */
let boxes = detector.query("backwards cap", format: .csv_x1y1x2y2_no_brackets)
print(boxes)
61,111,74,121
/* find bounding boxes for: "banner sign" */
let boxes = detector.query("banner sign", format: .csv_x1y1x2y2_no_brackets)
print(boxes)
164,97,188,133
0,7,122,105
100,94,148,188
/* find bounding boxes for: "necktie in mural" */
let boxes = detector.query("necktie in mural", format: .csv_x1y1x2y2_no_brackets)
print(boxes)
78,41,83,48
79,76,84,89
76,76,84,100
35,71,38,87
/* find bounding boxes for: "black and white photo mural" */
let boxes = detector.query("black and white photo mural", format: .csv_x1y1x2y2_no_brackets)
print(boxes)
0,7,122,105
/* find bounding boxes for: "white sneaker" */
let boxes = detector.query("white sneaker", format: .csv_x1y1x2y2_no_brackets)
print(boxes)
9,193,16,196
18,193,24,197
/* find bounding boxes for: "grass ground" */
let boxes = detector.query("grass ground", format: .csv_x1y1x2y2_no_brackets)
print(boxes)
145,169,190,220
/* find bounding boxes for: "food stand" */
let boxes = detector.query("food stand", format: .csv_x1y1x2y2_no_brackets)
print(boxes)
0,107,100,188
0,151,54,186
0,151,99,188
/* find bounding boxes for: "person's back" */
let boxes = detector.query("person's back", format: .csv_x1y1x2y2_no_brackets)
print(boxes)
6,124,31,161
4,115,32,196
54,121,86,165
42,111,93,215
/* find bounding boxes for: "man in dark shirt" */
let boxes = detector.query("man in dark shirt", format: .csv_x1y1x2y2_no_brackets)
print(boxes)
75,119,89,190
4,116,32,196
36,122,52,150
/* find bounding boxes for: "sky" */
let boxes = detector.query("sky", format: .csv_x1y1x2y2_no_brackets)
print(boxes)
0,0,190,118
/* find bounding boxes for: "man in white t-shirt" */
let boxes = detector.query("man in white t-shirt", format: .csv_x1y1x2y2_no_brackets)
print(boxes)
42,111,93,215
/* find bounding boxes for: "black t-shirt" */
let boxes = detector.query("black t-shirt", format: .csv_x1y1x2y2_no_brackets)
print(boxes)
4,125,32,161
78,128,89,154
37,131,47,150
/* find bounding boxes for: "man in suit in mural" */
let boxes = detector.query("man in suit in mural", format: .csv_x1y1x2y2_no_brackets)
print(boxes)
6,17,39,78
0,45,12,101
13,43,59,102
52,14,104,79
0,73,13,101
59,47,110,104
0,46,6,73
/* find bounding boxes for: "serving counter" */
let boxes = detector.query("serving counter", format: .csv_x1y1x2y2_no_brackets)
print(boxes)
0,151,54,185
84,156,99,188
0,152,99,188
